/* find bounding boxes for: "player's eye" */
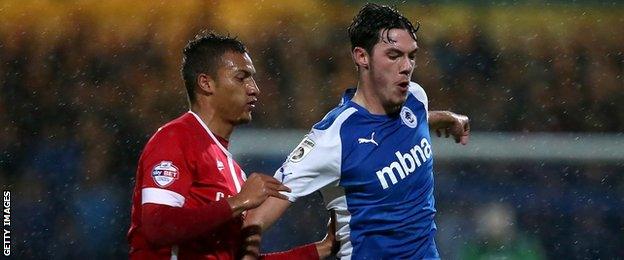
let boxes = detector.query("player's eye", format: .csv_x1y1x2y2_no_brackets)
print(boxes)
236,71,254,82
235,74,247,82
387,50,401,59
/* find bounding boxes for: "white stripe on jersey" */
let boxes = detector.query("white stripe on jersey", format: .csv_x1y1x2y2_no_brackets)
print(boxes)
171,245,179,260
321,184,353,260
277,107,358,202
141,187,185,207
409,82,429,118
227,157,242,192
171,245,180,260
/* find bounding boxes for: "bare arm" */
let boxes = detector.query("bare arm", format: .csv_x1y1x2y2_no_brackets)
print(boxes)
227,173,291,217
428,110,470,145
245,196,292,232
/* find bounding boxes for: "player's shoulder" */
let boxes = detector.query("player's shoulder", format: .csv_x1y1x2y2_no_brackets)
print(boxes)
312,103,358,131
145,113,197,147
408,81,428,103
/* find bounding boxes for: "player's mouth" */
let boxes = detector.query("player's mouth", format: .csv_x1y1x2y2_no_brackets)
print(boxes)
397,81,409,92
247,99,258,110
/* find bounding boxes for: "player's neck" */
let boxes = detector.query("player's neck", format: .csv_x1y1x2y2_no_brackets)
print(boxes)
352,81,389,115
190,104,233,141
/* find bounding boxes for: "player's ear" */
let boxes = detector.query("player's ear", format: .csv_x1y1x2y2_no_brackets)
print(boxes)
352,47,370,70
197,73,216,96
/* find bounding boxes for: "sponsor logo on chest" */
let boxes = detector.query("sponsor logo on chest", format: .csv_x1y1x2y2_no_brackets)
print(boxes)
375,138,432,189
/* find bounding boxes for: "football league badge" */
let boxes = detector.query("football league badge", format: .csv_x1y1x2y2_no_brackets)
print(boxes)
289,136,315,163
152,161,179,187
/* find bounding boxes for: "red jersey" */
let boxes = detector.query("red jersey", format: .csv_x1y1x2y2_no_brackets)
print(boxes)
128,112,246,259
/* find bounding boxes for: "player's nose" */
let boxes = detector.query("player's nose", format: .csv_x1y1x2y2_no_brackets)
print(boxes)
399,57,413,76
248,78,260,96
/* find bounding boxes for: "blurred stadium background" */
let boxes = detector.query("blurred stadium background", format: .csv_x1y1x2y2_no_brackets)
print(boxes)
1,0,623,259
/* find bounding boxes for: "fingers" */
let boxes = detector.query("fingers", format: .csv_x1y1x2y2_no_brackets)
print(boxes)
251,173,292,192
328,210,340,255
460,134,469,145
240,225,262,259
328,209,337,234
265,182,291,193
278,184,291,192
263,176,291,192
244,234,261,246
431,113,470,145
238,173,292,209
459,117,470,145
241,254,258,260
267,189,290,201
263,181,290,200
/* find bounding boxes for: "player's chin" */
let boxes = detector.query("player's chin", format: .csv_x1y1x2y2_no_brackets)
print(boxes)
392,92,408,106
238,113,253,124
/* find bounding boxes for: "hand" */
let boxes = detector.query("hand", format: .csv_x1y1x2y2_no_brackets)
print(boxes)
241,255,257,260
239,225,262,260
227,173,291,216
315,210,340,259
430,111,470,145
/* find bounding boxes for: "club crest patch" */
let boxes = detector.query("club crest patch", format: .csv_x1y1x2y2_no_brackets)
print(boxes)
151,161,179,187
289,136,315,163
401,106,418,128
216,160,225,171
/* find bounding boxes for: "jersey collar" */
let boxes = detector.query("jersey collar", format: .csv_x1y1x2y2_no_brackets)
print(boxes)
188,111,233,157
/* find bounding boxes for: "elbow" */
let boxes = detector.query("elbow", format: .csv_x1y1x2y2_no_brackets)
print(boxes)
141,204,177,246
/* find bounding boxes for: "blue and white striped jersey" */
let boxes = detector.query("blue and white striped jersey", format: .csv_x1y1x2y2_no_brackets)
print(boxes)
275,82,439,259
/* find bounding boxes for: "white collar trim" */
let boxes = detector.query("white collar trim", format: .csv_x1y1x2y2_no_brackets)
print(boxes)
188,111,232,157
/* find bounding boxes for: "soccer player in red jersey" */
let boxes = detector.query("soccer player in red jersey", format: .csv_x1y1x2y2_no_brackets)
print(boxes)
127,31,335,260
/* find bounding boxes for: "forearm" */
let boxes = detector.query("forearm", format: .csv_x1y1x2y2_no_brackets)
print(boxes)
427,110,454,129
244,196,291,231
141,201,233,246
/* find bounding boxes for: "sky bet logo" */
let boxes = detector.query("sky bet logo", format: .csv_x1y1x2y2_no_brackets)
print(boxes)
376,138,432,189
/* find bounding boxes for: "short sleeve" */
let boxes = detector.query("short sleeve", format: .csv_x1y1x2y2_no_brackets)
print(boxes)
409,82,428,117
274,107,358,202
274,128,342,202
140,127,193,207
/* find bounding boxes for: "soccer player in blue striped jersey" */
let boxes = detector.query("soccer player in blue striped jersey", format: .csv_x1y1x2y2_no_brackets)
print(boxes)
244,3,470,259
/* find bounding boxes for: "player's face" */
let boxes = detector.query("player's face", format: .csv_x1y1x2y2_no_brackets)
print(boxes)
369,28,418,112
213,51,259,125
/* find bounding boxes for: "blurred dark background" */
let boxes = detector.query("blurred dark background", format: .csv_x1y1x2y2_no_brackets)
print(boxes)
1,0,622,259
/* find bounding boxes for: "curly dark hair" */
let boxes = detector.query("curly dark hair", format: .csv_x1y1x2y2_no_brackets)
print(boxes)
348,3,420,54
181,30,247,104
